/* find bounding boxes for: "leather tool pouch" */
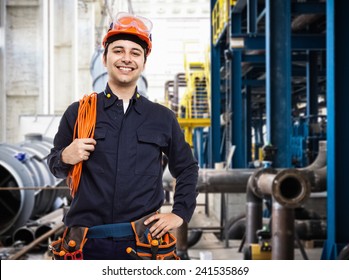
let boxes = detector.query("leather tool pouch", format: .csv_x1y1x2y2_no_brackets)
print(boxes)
130,213,180,260
49,227,89,260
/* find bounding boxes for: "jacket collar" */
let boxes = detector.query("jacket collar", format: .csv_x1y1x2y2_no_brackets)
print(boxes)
103,83,143,114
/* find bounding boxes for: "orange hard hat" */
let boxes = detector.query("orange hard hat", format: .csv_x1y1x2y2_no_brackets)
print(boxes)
102,12,153,56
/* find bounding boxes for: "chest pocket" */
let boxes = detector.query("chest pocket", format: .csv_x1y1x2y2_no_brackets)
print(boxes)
136,130,167,176
84,127,108,174
93,128,107,151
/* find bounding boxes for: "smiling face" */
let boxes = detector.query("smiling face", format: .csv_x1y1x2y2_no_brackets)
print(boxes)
103,39,146,91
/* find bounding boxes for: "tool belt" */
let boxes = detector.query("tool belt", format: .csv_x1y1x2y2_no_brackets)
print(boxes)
49,213,179,260
129,213,180,260
49,227,88,260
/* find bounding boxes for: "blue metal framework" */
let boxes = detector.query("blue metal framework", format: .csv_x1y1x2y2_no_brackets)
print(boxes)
265,0,292,168
209,0,326,169
321,0,349,260
208,0,349,259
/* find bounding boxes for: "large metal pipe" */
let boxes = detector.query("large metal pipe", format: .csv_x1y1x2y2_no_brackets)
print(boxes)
299,166,327,193
34,208,65,248
197,168,255,193
245,178,263,244
175,222,190,259
298,140,327,192
300,141,327,171
12,226,36,245
296,219,327,240
249,168,311,208
11,208,64,247
0,135,63,236
196,141,326,195
0,147,36,236
272,201,295,260
244,142,326,259
246,167,316,260
8,221,65,260
271,169,311,208
246,173,324,260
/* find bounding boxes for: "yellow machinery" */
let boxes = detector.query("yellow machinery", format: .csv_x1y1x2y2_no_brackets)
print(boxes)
243,228,272,260
177,43,211,146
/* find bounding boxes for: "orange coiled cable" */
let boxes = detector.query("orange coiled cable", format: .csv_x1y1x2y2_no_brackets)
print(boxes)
67,92,97,198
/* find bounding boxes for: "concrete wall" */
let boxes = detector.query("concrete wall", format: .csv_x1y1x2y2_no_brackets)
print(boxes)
4,0,43,143
0,0,5,142
209,193,246,225
1,0,99,143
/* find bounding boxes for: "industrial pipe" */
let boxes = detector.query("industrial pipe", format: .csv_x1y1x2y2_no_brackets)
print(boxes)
11,208,64,248
8,221,65,260
196,141,326,195
34,208,65,248
0,134,64,237
245,167,315,259
296,219,327,240
249,168,311,208
244,141,326,259
245,177,263,245
298,140,327,192
12,226,36,245
271,169,311,208
175,222,190,260
197,168,255,193
272,201,295,260
301,141,327,171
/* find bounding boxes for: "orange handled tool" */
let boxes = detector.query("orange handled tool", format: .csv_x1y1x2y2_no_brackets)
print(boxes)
163,233,170,245
126,247,144,260
151,239,159,260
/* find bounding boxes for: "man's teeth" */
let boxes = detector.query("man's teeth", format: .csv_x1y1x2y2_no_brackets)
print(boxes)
119,67,132,71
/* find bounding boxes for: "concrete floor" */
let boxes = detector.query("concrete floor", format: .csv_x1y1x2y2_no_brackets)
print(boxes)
187,232,323,260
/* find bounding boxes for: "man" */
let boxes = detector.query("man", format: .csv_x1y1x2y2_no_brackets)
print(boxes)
47,12,198,260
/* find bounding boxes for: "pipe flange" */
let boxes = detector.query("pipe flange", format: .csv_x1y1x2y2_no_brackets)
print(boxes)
272,169,311,208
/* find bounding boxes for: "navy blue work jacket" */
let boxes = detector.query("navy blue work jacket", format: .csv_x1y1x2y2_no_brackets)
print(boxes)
47,86,199,227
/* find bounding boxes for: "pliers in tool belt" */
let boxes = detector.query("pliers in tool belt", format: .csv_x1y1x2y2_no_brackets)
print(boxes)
64,250,83,260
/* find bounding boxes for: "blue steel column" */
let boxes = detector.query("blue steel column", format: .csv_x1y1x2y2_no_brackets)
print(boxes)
265,0,292,168
306,51,319,166
322,0,349,260
247,0,258,35
306,51,319,118
245,81,252,164
231,13,246,168
209,0,222,168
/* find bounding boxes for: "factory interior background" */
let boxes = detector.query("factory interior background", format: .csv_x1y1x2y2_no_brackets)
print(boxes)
1,0,349,261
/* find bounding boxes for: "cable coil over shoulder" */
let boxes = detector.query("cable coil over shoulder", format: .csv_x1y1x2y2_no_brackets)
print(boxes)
67,92,97,198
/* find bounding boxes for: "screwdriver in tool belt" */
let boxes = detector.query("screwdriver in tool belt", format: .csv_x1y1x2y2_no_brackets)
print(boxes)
59,250,66,258
151,239,159,260
163,233,170,245
68,240,76,252
126,247,144,260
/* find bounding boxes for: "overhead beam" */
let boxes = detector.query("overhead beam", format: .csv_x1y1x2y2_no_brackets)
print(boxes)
231,34,326,50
